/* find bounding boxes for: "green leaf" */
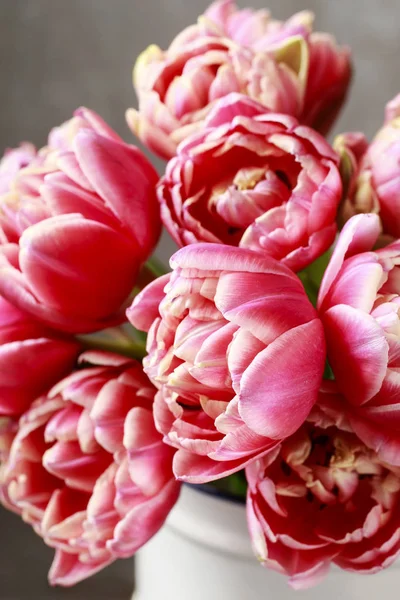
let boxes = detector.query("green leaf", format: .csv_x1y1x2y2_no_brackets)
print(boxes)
205,470,248,500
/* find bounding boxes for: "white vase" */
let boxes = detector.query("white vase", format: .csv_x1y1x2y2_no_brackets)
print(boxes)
133,484,400,600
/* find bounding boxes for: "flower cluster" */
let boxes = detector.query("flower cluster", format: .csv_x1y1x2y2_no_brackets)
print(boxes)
0,107,178,586
2,0,400,591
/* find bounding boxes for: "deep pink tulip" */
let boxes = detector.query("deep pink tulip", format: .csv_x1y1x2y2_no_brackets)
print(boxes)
0,351,180,586
157,94,342,272
0,296,79,418
0,108,161,333
127,244,325,483
127,0,351,159
336,94,400,239
317,213,400,465
246,388,400,589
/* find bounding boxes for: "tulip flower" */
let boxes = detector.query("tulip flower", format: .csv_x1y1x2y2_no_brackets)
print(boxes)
318,213,400,466
247,388,400,589
157,94,342,272
0,351,180,586
127,0,351,159
335,94,400,240
128,244,325,483
0,108,161,333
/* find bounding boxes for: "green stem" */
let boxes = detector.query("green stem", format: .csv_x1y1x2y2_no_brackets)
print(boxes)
77,327,147,360
145,255,170,278
298,271,319,307
135,257,169,294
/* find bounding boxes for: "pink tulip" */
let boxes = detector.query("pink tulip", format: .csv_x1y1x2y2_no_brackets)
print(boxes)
246,386,400,589
0,143,37,196
127,1,351,159
127,244,325,483
157,94,342,272
336,94,400,239
0,296,79,417
0,108,161,333
0,350,180,586
317,213,400,465
204,0,311,48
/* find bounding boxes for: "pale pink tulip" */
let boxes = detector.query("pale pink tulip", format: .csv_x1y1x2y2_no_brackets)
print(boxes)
0,143,37,196
204,0,310,48
335,94,400,239
157,94,342,272
0,108,161,333
0,296,79,418
0,351,180,586
317,213,400,466
247,387,400,588
128,1,351,159
128,244,325,483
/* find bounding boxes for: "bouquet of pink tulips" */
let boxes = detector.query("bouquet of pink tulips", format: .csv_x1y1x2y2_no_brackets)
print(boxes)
2,0,400,590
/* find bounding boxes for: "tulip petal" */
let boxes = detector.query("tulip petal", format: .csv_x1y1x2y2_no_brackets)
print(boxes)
0,338,79,416
127,274,170,332
75,131,160,254
318,214,381,309
170,243,297,278
17,215,138,324
323,304,388,405
239,319,325,438
48,549,112,587
108,478,180,557
216,271,315,345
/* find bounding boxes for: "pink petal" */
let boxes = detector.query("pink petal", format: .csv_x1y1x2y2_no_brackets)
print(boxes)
48,549,112,587
123,406,161,452
170,243,298,279
173,444,277,483
324,254,383,313
318,214,381,309
75,130,160,254
91,380,138,454
126,107,178,161
45,404,82,443
228,329,265,394
238,319,325,438
385,94,400,124
74,107,123,142
348,410,400,466
18,215,139,324
203,93,269,129
190,322,237,388
0,338,79,416
323,304,388,405
43,441,111,493
127,273,170,332
215,271,315,345
108,478,180,557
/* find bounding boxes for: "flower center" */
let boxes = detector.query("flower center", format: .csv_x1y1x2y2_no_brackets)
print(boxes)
274,426,398,509
233,167,266,191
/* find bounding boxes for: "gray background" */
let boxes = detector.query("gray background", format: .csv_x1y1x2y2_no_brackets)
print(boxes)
0,0,399,598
